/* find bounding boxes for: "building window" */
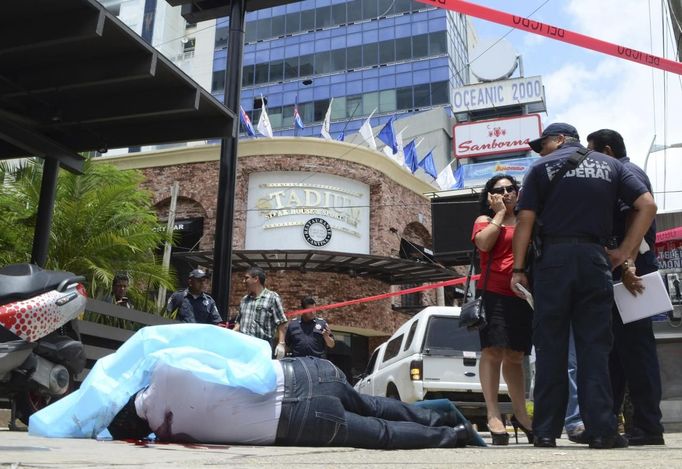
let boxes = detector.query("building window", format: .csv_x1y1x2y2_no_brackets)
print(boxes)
401,284,422,309
271,15,285,37
285,12,300,34
212,70,223,92
413,83,430,108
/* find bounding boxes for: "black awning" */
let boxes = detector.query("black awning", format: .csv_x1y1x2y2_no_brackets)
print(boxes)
167,0,300,23
0,0,235,174
173,250,462,284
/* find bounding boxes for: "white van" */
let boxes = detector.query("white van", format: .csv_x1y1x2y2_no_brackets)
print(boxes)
354,306,511,423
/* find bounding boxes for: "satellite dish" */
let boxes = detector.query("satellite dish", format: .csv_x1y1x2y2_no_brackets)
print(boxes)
469,38,518,82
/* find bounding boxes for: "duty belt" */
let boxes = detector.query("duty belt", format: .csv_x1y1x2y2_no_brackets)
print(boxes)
542,235,604,246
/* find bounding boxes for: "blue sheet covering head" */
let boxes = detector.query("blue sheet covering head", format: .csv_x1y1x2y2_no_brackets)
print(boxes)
29,324,277,438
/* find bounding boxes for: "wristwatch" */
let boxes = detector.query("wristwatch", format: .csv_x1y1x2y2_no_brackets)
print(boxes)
512,268,525,273
623,259,634,270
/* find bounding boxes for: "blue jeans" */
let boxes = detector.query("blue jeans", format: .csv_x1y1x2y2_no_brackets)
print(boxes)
564,328,584,433
275,357,466,449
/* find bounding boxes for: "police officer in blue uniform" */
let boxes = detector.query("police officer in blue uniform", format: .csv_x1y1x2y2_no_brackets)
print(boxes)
587,129,665,446
167,269,222,325
510,123,657,449
285,296,335,358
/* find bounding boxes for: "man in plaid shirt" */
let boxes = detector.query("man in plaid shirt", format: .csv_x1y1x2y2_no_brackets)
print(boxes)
234,266,288,358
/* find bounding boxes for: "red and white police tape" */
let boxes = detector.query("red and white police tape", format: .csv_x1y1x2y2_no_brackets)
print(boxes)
285,274,478,318
415,0,682,75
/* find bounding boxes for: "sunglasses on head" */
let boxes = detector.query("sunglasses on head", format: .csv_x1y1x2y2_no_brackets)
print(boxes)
489,185,516,195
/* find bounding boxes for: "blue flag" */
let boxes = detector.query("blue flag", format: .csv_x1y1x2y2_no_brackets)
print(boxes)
452,165,464,189
336,131,345,141
418,150,438,179
403,140,418,173
239,105,256,137
377,116,398,154
293,96,304,130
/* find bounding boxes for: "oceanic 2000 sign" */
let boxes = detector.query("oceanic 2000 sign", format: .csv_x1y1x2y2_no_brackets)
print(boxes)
245,172,370,254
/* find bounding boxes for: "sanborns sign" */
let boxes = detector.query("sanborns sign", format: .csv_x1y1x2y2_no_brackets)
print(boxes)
452,76,544,113
453,114,541,159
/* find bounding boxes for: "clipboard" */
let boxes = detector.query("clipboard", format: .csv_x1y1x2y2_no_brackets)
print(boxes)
613,271,673,324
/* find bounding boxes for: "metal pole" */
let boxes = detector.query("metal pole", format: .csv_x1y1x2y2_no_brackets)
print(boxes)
212,0,246,321
643,134,657,174
31,158,59,267
157,181,179,310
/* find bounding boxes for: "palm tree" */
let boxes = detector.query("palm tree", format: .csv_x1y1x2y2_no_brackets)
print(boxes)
0,158,175,314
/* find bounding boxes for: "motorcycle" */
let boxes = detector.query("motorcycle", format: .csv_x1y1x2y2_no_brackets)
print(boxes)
0,263,87,428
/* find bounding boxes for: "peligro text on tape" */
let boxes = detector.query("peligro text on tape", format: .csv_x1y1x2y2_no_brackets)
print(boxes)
416,0,682,75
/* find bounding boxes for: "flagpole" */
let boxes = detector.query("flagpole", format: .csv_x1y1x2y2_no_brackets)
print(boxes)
340,101,361,136
293,94,299,138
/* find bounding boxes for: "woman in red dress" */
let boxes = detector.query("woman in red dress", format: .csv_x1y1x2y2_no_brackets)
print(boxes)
471,175,533,445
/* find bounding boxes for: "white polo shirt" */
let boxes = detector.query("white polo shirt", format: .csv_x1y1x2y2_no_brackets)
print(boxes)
134,361,285,444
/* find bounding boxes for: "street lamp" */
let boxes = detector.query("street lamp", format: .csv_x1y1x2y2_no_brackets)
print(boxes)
643,136,682,210
644,135,682,173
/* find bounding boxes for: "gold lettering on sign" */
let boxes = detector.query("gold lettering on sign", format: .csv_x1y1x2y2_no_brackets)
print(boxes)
255,177,366,232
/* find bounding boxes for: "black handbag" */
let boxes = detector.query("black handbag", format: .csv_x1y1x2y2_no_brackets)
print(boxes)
459,248,494,331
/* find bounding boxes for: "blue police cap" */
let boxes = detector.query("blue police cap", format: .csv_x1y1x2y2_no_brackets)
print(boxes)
528,122,580,153
189,269,208,279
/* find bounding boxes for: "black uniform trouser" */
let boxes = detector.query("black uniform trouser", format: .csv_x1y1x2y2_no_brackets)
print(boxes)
532,243,617,439
609,308,664,435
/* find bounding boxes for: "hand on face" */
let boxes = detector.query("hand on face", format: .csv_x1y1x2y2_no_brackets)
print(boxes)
488,193,507,214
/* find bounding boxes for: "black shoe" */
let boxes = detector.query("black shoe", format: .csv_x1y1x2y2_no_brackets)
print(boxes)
490,430,510,446
453,422,477,447
533,436,556,448
589,433,629,449
510,415,534,444
625,429,665,446
567,430,589,444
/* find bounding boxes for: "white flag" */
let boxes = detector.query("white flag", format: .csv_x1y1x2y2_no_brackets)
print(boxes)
256,100,273,138
358,109,377,150
320,97,333,140
436,163,456,190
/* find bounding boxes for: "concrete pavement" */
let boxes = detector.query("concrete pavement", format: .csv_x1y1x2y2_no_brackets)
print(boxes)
1,427,680,468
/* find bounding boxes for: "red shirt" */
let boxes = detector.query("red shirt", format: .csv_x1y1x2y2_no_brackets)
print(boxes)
471,221,515,297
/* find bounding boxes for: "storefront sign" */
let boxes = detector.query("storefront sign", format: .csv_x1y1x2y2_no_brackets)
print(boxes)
460,155,539,188
452,76,545,113
655,232,682,319
657,240,682,270
245,172,370,254
453,114,541,159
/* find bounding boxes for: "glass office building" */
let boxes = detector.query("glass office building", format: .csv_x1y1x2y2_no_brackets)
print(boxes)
211,0,470,138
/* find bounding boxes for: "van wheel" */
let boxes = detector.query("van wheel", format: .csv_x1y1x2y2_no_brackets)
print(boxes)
386,384,401,401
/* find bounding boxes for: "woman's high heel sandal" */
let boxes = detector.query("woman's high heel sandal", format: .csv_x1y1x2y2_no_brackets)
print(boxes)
510,415,534,444
490,430,510,446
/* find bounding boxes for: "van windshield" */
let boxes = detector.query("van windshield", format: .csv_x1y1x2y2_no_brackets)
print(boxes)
422,316,481,354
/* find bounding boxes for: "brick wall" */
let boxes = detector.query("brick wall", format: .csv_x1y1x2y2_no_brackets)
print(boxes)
139,151,434,338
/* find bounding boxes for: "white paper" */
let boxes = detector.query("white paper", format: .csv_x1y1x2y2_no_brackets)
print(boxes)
613,271,673,324
515,283,534,310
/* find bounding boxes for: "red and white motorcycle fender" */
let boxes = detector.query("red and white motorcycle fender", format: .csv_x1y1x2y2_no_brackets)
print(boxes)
0,290,85,342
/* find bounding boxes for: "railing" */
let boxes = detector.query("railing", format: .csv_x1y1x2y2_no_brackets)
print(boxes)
76,299,176,378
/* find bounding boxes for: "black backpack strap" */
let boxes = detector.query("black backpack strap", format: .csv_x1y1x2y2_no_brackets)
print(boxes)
537,148,591,216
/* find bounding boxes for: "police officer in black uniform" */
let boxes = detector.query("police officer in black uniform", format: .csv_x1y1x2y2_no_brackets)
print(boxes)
285,296,335,358
167,269,222,325
510,123,657,449
587,129,664,446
